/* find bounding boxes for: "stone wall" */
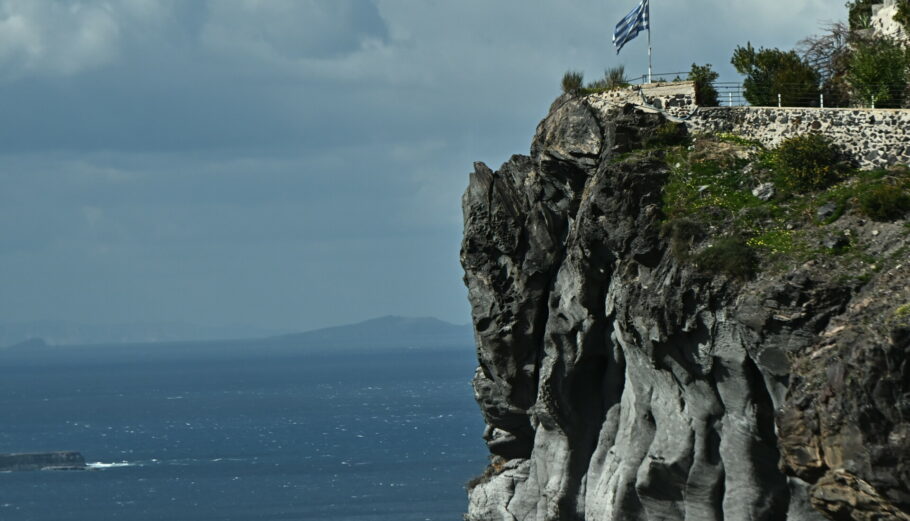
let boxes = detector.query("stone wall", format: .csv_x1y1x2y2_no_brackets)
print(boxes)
588,81,697,118
583,80,910,169
686,106,910,168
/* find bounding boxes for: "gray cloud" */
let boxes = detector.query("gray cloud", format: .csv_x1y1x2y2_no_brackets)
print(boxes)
0,0,844,331
201,0,389,60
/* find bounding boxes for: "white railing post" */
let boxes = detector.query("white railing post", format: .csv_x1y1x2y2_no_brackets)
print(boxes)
820,93,824,108
778,93,782,107
728,92,733,107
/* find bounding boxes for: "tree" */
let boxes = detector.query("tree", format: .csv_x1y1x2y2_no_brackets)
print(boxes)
847,37,910,107
731,43,821,106
688,63,719,106
797,22,854,107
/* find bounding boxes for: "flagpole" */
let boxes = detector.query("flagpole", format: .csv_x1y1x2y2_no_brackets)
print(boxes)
647,29,652,84
647,1,652,84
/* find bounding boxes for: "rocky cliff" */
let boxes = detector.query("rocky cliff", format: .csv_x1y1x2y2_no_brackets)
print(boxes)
460,96,910,521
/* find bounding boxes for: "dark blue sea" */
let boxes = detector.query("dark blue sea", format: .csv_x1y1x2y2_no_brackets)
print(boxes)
0,347,486,520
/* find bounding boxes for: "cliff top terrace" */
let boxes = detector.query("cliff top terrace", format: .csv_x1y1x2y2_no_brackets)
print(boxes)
582,81,910,169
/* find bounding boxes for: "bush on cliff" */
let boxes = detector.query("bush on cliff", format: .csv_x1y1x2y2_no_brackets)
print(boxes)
767,134,846,192
695,237,757,279
561,71,584,95
662,218,705,259
732,43,821,107
647,121,688,148
688,63,719,106
858,182,910,220
586,65,630,92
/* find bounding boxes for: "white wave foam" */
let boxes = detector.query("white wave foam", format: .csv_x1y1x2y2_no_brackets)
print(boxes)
86,461,134,469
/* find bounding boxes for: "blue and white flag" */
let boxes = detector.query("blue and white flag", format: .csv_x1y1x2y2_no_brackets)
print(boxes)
613,0,650,54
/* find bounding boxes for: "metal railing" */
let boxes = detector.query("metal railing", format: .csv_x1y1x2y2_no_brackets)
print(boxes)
627,71,690,85
626,72,909,109
713,82,747,106
706,82,910,109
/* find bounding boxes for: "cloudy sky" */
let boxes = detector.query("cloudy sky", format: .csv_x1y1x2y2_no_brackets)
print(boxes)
0,0,840,333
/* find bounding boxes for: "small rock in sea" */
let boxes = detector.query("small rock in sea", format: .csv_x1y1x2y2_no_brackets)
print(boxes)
816,202,839,221
752,182,775,201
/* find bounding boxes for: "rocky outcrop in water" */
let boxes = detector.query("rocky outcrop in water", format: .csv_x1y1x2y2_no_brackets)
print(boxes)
460,95,910,520
0,452,86,471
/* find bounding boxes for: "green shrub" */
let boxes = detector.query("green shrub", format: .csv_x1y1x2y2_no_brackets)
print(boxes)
858,183,910,220
561,71,584,95
732,43,821,107
769,134,846,192
647,121,688,148
846,37,910,108
695,237,757,279
662,218,705,258
689,63,719,106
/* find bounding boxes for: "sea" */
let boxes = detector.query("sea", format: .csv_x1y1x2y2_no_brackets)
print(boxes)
0,346,487,521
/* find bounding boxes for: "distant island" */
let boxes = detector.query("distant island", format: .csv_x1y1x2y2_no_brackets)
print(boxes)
0,316,474,363
0,320,281,348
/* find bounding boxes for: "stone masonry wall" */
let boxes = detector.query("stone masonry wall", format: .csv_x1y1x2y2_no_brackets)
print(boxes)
589,81,697,118
687,106,910,168
586,81,910,169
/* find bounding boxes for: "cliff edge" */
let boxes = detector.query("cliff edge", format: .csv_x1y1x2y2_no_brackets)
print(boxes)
461,95,910,521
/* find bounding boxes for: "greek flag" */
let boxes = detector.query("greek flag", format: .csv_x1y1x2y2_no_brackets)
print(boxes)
613,0,649,54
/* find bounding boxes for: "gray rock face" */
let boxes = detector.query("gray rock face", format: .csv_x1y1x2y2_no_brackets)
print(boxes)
461,100,910,520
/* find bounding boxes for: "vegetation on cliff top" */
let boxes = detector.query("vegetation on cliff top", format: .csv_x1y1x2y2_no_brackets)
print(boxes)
651,132,910,279
559,2,910,108
561,66,631,96
688,63,719,106
732,43,821,107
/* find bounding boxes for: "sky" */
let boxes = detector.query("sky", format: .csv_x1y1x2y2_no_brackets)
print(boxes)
0,0,842,333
